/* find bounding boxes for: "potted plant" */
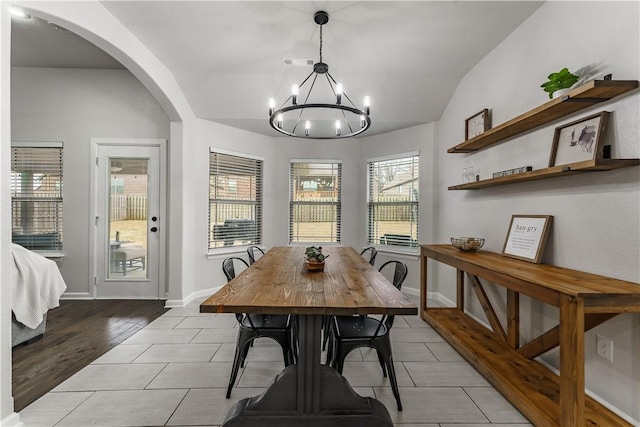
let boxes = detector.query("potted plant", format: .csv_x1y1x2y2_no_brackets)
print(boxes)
541,67,579,99
305,246,329,271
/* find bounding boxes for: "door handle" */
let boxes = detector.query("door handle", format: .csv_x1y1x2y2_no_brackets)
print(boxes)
150,227,158,232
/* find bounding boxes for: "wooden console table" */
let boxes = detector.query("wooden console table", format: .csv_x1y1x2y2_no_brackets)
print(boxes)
420,244,639,427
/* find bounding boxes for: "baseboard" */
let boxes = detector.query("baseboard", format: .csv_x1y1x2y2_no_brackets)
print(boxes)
60,292,93,300
403,286,419,297
165,286,223,308
0,412,23,427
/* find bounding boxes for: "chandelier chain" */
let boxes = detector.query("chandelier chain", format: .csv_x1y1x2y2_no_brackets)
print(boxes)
319,23,323,64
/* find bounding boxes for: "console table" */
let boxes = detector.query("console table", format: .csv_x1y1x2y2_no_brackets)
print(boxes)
420,244,639,427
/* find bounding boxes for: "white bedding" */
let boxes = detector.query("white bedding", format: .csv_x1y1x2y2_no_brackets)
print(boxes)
11,243,67,329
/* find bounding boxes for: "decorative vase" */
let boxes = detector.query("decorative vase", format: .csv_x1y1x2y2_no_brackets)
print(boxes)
552,88,572,99
305,261,325,272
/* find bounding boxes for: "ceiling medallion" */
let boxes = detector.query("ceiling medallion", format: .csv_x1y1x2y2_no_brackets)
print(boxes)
268,11,371,139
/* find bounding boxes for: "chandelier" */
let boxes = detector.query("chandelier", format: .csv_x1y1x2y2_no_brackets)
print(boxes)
268,11,371,139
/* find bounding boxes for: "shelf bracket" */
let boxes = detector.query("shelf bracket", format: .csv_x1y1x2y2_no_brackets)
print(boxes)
564,97,608,103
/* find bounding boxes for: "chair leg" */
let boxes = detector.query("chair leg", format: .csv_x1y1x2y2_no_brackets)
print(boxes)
376,350,387,377
227,338,251,398
385,355,402,411
374,338,402,411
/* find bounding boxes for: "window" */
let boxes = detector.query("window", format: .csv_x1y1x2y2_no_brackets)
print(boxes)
290,161,341,243
209,150,262,249
367,153,419,248
11,142,64,253
110,177,125,194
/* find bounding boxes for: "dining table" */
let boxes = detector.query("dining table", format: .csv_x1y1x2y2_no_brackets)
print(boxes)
200,246,417,427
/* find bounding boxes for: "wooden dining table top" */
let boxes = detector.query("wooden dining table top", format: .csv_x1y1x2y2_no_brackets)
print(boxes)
200,246,417,316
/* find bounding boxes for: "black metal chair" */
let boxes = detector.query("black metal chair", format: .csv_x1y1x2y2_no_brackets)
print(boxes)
246,245,265,265
360,246,378,266
222,257,296,398
326,260,408,411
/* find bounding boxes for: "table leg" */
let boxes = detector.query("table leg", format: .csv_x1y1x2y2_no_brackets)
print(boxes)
222,314,393,427
559,295,585,426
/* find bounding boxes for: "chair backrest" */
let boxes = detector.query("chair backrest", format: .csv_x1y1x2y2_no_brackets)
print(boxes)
247,245,265,265
377,260,408,331
222,257,250,323
378,260,408,290
360,246,378,266
222,257,249,282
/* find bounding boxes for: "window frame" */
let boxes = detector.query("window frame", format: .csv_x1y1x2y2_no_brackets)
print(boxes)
366,152,419,253
289,160,342,245
208,149,263,252
10,141,64,256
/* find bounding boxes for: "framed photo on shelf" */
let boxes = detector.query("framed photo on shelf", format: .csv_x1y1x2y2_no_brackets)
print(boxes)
548,111,610,167
465,109,491,140
502,215,553,264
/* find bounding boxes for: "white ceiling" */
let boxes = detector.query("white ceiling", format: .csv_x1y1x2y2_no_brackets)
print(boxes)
11,1,544,138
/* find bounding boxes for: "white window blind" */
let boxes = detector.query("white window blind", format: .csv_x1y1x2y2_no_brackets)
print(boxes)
209,151,262,249
290,161,341,243
11,142,64,252
367,154,419,248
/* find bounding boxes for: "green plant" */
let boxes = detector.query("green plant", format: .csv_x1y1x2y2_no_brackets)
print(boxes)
541,67,579,99
305,246,329,263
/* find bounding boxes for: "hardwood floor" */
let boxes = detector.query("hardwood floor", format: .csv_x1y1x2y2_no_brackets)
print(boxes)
12,299,168,412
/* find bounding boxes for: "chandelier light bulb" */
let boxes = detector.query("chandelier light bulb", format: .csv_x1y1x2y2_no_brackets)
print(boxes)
305,121,311,136
268,98,275,116
364,96,371,115
336,83,343,105
291,84,299,105
277,114,283,128
335,120,342,136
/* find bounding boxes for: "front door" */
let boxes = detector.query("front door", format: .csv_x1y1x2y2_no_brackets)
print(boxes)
93,142,164,298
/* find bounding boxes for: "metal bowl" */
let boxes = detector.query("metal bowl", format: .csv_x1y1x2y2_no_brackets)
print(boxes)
450,237,485,252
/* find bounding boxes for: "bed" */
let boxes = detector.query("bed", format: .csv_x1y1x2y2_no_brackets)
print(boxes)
10,243,67,347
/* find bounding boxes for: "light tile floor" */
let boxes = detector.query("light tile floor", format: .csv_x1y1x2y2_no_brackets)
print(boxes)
19,296,532,427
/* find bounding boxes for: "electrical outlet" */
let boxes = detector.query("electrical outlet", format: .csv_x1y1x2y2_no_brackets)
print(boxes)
596,334,613,362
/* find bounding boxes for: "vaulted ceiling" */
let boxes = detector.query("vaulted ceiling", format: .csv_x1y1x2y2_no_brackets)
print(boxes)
11,1,544,137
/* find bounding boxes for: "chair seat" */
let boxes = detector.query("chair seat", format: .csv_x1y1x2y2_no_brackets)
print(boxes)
334,316,388,339
241,314,291,329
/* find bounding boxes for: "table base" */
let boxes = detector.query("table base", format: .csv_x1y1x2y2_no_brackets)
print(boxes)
222,364,393,427
222,315,393,427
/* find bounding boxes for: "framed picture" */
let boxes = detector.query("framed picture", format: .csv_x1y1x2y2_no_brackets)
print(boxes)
465,109,491,140
548,111,610,167
502,215,553,264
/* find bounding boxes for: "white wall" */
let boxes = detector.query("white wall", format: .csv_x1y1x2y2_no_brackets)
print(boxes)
433,1,639,420
11,67,170,296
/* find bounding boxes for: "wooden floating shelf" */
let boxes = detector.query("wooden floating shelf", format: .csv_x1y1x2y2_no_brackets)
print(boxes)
448,80,639,154
448,158,640,190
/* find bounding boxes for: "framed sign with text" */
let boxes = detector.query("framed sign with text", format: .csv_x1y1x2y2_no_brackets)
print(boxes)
502,215,553,263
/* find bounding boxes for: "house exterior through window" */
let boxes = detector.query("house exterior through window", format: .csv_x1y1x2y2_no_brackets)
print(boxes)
290,161,342,243
208,150,263,249
11,141,64,254
367,153,419,249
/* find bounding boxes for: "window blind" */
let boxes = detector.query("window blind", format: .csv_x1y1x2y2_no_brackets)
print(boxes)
367,154,419,248
208,151,263,249
11,142,64,252
290,161,341,243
